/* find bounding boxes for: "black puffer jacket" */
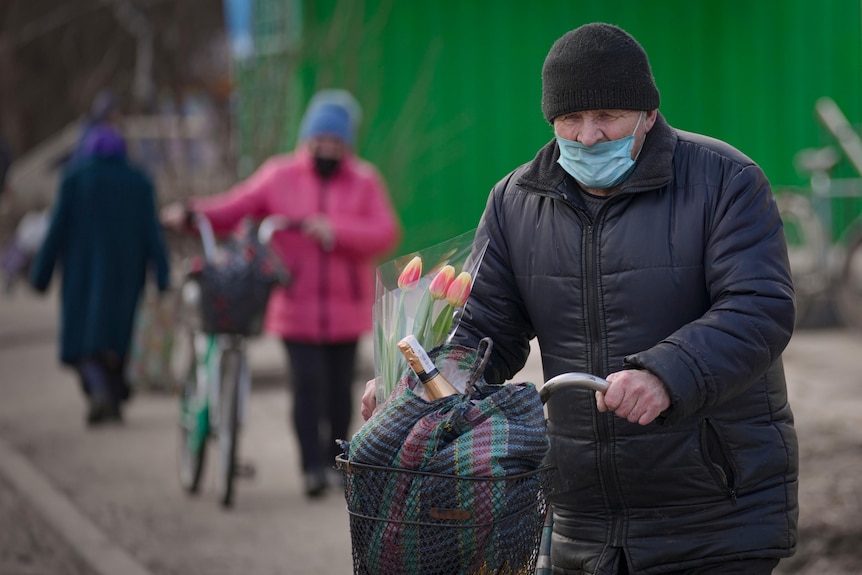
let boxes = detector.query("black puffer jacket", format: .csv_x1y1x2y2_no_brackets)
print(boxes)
454,114,798,574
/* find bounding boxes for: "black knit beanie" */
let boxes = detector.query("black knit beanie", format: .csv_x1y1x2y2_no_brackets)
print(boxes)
542,23,660,123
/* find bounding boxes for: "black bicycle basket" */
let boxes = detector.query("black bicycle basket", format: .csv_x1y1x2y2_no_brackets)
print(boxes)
194,230,288,336
336,456,553,575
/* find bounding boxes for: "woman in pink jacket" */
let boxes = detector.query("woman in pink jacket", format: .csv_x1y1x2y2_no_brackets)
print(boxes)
163,90,400,497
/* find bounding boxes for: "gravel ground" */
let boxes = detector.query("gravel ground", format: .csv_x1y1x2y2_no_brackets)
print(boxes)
0,473,93,575
774,314,862,575
0,290,859,575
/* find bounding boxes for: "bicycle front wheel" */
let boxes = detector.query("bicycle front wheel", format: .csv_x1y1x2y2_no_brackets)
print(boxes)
217,346,243,508
177,328,207,494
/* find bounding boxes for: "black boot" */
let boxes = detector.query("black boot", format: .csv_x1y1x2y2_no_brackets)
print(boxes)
79,358,122,426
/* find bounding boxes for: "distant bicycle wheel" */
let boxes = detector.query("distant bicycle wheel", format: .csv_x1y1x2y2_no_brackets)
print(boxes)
171,279,201,386
217,346,242,508
776,191,828,324
177,327,207,494
837,235,862,331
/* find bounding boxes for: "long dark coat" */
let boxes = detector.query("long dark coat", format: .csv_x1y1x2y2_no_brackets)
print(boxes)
30,154,170,365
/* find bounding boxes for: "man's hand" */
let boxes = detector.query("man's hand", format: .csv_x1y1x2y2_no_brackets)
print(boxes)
360,378,377,421
596,369,670,425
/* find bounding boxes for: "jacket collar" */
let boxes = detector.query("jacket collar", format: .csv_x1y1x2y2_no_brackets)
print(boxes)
296,144,357,170
517,112,676,197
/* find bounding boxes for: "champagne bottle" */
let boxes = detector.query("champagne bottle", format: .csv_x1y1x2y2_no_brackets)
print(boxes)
397,335,459,400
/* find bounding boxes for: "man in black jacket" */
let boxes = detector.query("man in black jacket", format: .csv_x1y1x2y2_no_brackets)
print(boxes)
361,22,798,574
455,23,797,575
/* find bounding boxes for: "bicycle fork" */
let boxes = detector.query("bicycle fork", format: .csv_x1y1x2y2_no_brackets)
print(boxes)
207,339,251,432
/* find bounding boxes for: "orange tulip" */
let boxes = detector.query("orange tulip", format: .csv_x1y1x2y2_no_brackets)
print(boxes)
428,265,455,299
446,271,472,307
397,256,422,289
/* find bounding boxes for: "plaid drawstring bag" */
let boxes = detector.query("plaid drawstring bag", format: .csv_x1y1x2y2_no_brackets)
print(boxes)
341,342,553,575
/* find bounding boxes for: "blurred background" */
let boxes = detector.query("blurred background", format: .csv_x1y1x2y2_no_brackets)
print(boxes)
1,2,862,574
4,0,862,327
2,0,860,248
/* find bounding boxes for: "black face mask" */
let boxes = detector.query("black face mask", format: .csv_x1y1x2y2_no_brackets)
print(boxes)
314,156,340,179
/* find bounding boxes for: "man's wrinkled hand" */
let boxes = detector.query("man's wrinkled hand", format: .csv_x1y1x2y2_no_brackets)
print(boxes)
595,369,670,425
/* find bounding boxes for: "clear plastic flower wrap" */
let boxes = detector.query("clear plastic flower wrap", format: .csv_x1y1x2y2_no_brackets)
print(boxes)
373,229,489,405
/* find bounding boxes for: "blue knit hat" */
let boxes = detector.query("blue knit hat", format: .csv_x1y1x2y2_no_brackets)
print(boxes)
299,89,361,146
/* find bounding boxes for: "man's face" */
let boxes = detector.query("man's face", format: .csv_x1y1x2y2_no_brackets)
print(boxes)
307,135,347,159
553,109,657,158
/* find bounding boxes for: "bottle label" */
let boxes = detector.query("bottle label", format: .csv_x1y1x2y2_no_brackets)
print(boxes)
402,335,436,374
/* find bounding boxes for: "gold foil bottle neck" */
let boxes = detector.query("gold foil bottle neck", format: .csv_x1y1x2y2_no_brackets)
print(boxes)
397,335,458,400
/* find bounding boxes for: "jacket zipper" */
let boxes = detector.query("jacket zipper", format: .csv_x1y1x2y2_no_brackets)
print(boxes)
586,202,625,547
348,263,361,301
702,418,739,504
318,179,329,340
585,223,603,376
554,187,627,546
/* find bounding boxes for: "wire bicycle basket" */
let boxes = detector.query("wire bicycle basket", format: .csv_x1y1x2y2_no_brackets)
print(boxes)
335,456,554,575
189,215,289,336
337,335,610,575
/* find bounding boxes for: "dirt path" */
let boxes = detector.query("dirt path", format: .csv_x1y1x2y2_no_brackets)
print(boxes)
777,327,862,574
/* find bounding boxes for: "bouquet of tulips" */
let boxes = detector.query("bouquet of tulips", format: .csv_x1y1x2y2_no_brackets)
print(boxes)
373,229,489,405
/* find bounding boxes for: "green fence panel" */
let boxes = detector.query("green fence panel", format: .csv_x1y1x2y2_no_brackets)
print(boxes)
236,0,862,252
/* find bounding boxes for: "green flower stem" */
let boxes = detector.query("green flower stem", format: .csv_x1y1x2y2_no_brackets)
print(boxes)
428,304,455,350
411,289,434,349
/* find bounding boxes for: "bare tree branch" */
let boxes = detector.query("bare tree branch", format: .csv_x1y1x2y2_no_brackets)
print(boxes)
100,0,154,109
10,2,103,48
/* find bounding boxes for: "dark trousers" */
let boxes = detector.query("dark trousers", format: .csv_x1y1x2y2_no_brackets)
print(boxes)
283,340,358,473
616,555,779,574
553,542,780,574
76,351,129,403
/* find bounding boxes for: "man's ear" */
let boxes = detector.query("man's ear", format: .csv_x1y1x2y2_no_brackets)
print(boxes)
644,109,658,132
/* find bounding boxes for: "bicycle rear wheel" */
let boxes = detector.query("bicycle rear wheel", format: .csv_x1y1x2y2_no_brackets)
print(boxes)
837,235,862,330
177,328,207,494
776,191,828,324
217,346,242,508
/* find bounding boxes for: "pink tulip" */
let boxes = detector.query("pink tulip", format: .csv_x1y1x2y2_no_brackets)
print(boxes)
428,265,455,299
446,271,472,307
397,256,423,289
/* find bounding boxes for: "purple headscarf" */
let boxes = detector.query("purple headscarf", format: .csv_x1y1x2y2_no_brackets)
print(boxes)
81,125,127,158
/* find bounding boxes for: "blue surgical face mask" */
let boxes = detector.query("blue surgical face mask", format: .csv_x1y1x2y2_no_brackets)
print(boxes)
556,112,644,189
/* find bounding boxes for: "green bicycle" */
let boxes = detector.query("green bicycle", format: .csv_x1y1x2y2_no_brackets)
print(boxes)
174,214,289,508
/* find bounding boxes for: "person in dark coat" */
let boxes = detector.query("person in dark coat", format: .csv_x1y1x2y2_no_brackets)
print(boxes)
363,22,797,575
0,134,12,202
30,125,170,425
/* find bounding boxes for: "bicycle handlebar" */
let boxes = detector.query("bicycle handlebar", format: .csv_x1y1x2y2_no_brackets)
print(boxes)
257,215,293,245
192,213,218,263
540,372,609,405
191,213,298,263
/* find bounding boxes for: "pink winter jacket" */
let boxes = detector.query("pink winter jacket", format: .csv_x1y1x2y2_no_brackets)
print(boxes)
191,147,400,343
